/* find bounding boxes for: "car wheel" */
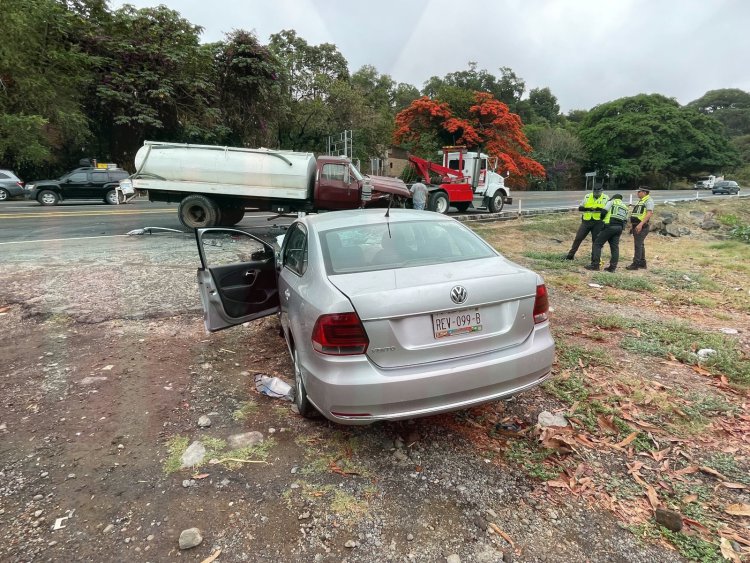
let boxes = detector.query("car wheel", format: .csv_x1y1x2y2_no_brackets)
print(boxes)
0,188,9,201
488,192,505,213
429,192,449,214
104,189,118,205
38,190,60,206
292,347,316,419
178,194,220,229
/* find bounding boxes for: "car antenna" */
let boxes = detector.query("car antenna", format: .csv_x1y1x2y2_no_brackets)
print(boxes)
385,194,393,237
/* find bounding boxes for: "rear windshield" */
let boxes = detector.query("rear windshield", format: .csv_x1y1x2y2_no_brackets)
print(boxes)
319,220,496,274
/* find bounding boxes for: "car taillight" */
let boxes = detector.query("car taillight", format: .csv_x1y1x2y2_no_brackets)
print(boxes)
17,182,25,188
312,312,369,355
533,284,549,324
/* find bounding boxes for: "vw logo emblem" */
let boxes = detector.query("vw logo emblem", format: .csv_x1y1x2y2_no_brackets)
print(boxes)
450,285,467,304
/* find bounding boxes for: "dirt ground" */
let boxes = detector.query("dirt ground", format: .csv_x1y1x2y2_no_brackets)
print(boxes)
1,199,748,562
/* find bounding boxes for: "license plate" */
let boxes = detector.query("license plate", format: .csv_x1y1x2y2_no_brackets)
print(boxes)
432,308,482,339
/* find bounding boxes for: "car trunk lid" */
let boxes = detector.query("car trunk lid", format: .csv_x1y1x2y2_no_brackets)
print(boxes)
328,258,538,368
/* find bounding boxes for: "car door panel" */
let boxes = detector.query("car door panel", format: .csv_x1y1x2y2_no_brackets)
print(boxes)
195,228,280,332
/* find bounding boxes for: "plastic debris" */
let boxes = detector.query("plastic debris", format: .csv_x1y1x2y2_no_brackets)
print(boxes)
254,374,293,401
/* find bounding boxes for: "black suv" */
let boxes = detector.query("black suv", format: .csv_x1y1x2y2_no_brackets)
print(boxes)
712,180,740,195
28,167,130,206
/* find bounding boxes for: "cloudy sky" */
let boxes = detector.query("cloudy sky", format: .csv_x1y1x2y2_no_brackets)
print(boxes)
112,0,750,112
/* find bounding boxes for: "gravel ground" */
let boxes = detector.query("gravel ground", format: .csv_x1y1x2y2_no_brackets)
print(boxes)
0,233,685,562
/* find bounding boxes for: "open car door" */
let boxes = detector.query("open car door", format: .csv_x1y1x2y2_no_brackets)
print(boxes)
195,228,280,332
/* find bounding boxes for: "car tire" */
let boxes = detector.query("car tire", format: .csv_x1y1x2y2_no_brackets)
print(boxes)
104,189,118,205
488,192,505,213
292,347,316,419
178,195,220,229
38,190,60,206
429,192,449,214
454,202,471,213
0,188,9,201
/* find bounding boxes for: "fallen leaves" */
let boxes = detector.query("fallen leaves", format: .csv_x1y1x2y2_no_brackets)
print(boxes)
615,431,639,448
720,538,741,563
724,503,750,517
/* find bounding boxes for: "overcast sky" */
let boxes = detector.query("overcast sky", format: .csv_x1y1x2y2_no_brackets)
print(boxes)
112,0,750,112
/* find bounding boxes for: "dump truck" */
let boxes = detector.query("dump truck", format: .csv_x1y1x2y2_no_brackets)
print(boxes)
119,141,411,228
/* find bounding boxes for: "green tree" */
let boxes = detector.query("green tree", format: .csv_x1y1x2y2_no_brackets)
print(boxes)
527,87,561,124
527,126,586,190
688,88,750,137
0,0,93,174
86,4,213,165
269,29,350,152
423,63,525,113
211,30,284,148
579,94,740,186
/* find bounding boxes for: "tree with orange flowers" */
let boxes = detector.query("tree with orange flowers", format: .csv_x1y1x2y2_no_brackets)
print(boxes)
393,92,545,182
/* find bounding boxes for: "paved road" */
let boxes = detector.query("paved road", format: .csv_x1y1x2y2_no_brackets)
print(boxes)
0,189,739,246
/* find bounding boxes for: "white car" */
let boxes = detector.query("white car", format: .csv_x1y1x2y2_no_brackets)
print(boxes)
195,209,555,425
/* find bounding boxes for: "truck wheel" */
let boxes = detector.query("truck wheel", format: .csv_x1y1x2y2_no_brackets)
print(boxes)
178,195,220,229
218,207,245,226
38,190,60,206
454,202,471,213
429,192,449,214
104,189,118,205
488,192,505,213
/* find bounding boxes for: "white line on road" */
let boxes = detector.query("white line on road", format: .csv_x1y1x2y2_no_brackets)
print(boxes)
0,234,132,245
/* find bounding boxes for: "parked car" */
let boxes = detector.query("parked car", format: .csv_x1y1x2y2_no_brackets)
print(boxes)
712,180,741,195
0,169,26,201
27,167,130,205
194,209,555,425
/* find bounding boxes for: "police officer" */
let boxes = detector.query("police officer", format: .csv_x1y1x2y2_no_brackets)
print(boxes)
626,186,655,270
565,185,609,260
585,194,629,272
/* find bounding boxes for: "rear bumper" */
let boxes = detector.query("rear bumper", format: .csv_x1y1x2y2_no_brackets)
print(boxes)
302,323,555,425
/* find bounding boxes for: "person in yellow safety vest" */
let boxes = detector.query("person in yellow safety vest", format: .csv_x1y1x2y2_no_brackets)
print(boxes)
625,186,655,270
565,185,609,260
585,194,629,272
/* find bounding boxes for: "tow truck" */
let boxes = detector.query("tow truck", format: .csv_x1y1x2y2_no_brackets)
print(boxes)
408,146,512,213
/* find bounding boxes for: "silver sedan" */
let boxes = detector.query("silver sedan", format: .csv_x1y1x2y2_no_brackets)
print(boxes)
195,209,555,425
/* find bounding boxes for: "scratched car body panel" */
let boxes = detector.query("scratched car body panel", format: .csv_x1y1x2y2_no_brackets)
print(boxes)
194,209,554,425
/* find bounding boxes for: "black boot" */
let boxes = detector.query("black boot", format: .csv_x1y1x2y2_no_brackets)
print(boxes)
604,265,616,272
584,264,599,271
625,263,639,270
565,254,574,260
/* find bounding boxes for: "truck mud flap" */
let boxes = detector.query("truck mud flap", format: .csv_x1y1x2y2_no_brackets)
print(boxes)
504,197,513,205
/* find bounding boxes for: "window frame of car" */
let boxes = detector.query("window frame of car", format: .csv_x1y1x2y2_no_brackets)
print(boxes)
281,223,308,277
66,172,88,183
91,170,110,183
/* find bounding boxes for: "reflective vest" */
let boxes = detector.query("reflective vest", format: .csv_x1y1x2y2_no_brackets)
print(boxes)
603,199,629,224
582,192,609,221
631,194,652,222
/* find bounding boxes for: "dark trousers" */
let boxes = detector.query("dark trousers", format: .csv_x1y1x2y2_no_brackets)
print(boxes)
568,220,603,258
633,223,650,266
591,224,624,267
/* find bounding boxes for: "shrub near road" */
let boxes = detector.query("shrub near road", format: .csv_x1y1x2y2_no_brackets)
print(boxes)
0,198,747,562
463,197,750,561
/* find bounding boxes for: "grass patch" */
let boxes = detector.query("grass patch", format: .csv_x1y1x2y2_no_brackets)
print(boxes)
232,400,258,421
504,440,561,481
164,435,190,474
653,269,720,291
330,490,369,518
223,437,276,469
555,342,610,370
703,452,749,485
591,272,655,291
632,523,723,562
600,318,750,387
